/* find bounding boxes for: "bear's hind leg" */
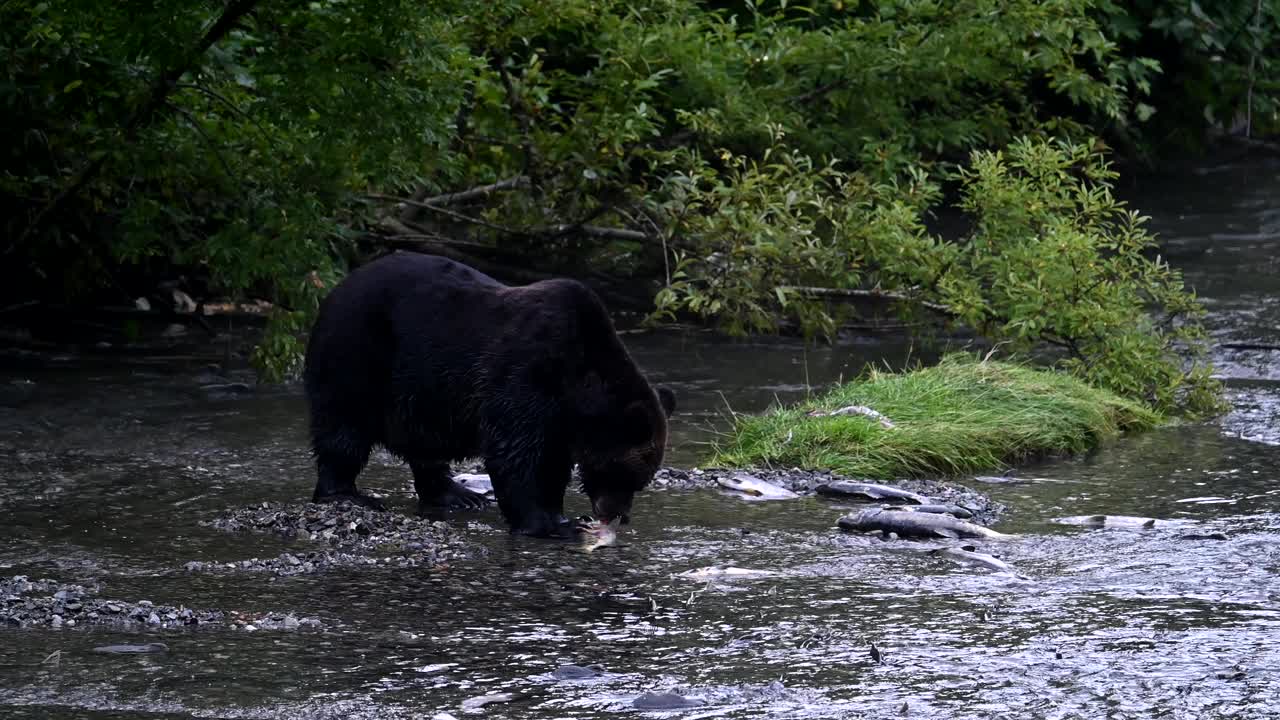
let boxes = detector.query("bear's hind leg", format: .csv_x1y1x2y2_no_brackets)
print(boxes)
411,460,489,512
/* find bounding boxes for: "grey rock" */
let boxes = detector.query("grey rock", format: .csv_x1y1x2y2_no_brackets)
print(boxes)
633,691,705,710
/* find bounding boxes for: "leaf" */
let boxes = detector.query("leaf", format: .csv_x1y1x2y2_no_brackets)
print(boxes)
62,80,82,93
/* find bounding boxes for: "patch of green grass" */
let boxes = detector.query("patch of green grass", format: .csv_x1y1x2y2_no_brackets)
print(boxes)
709,354,1163,479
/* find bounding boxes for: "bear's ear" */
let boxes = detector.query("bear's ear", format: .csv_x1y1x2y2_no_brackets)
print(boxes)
657,386,676,418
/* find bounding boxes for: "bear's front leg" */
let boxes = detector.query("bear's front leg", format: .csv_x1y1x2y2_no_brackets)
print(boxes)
484,451,575,538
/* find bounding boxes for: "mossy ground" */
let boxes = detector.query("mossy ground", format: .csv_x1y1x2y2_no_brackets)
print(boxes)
709,354,1162,479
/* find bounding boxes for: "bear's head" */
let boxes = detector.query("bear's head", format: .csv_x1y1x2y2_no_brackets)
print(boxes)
578,385,676,524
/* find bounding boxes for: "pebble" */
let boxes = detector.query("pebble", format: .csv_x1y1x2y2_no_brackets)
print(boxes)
196,499,473,576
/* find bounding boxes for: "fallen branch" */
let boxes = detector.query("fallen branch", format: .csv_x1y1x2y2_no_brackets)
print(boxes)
777,285,956,316
366,193,525,236
366,194,655,242
418,176,530,207
548,224,651,242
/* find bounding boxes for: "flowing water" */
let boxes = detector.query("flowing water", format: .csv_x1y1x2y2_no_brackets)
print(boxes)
1,155,1278,719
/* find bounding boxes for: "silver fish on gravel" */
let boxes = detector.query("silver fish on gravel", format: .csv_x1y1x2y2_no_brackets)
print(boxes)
1053,514,1178,529
883,503,974,519
716,473,799,500
816,481,929,504
929,545,1019,574
676,566,782,580
838,508,1010,539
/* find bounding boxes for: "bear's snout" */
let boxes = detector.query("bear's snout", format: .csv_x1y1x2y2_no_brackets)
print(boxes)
590,492,634,524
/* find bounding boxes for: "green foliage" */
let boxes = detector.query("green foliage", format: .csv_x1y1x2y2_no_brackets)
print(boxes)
0,0,1236,411
710,354,1163,479
947,138,1225,415
1096,0,1280,155
2,0,471,315
652,134,1223,416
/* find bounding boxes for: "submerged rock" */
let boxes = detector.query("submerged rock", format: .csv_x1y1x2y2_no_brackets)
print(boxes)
92,643,169,654
553,664,606,680
633,691,705,710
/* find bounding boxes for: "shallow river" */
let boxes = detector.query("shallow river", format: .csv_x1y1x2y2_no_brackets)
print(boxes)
1,155,1278,719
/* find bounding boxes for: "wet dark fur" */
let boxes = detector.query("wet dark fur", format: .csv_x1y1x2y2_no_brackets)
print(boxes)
302,252,675,537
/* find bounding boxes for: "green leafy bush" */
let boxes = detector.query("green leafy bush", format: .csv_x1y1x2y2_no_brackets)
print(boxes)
651,136,1223,416
0,0,1234,413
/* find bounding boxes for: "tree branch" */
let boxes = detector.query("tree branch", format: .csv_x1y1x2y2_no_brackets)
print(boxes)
174,82,273,140
167,102,241,190
418,176,530,207
497,61,542,185
777,285,956,316
365,193,656,243
400,81,480,222
365,193,527,236
547,224,651,242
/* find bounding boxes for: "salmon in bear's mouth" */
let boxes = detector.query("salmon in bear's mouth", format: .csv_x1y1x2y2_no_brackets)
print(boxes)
576,516,621,552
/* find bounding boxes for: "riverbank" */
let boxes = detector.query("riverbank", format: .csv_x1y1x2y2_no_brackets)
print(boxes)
709,354,1162,479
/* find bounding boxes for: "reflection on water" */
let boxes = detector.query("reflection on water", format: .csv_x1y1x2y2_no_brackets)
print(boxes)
1,156,1279,718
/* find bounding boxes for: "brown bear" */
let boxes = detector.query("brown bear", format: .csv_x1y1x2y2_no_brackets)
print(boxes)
301,251,675,537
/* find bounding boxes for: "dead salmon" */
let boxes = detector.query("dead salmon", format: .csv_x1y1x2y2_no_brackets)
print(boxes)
575,516,621,553
715,473,799,500
838,508,1010,540
883,503,974,519
929,545,1019,575
816,481,929,504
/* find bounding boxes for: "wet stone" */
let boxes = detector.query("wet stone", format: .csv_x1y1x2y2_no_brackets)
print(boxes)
0,575,320,632
633,691,705,710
